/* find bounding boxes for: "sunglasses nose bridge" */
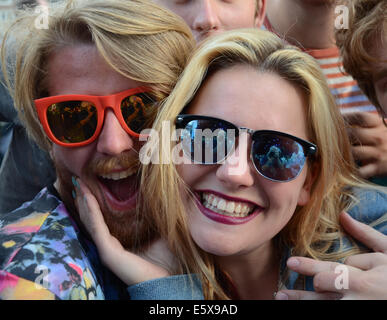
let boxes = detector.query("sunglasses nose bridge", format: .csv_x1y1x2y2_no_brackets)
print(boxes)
99,96,124,125
99,95,118,111
236,127,254,154
238,127,254,136
224,131,252,168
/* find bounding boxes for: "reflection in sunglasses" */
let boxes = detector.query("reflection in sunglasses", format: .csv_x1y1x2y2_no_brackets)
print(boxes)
47,101,98,143
255,142,305,181
35,87,156,147
175,115,317,182
121,94,156,134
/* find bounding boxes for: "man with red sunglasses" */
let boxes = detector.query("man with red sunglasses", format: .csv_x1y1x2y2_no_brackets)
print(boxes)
0,0,195,299
0,1,267,216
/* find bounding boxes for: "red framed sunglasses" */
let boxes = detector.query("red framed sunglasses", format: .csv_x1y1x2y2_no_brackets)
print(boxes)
34,87,156,147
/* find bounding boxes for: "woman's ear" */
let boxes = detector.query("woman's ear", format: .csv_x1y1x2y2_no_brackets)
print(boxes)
297,161,319,206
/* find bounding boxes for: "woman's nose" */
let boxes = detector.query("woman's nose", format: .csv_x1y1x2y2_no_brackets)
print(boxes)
216,133,255,189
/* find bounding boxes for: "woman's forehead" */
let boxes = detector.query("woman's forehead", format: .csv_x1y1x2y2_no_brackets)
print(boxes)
187,66,309,138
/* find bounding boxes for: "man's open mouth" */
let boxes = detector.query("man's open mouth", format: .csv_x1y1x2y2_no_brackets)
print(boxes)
97,167,139,211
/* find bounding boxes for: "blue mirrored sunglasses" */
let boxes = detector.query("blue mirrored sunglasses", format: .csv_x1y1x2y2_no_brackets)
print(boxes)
175,115,317,182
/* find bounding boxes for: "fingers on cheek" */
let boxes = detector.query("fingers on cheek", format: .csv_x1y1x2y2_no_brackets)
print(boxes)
82,193,90,207
76,192,91,223
74,192,84,212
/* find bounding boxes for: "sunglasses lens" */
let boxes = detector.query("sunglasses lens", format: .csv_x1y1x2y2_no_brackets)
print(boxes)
121,93,156,134
46,101,97,144
181,119,236,164
252,134,306,181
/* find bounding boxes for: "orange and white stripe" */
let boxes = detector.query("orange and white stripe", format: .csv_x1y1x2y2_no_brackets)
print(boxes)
307,48,376,114
262,18,376,114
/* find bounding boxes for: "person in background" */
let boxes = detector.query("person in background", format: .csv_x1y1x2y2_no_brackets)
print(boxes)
0,0,56,213
336,0,387,121
264,0,387,185
152,0,266,43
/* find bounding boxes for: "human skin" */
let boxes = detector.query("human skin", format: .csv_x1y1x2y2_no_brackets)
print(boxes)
48,44,153,249
276,211,387,300
152,0,266,42
178,65,315,299
73,62,387,300
343,35,387,179
267,0,387,180
265,0,338,49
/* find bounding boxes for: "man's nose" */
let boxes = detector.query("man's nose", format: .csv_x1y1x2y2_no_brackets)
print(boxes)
96,110,134,156
192,0,220,34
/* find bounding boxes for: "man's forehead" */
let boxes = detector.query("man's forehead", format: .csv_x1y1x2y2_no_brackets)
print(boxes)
48,44,101,78
45,44,136,96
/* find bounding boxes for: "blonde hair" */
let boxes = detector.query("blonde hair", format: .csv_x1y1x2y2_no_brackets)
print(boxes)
1,0,195,151
335,0,387,116
141,29,384,299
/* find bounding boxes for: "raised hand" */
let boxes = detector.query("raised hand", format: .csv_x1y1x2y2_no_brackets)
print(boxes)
275,211,387,300
73,177,171,286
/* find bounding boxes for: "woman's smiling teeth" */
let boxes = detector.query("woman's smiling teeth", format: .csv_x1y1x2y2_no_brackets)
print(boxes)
201,192,255,217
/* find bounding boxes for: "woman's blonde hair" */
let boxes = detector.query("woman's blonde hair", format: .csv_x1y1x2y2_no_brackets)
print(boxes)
141,29,382,299
1,0,195,151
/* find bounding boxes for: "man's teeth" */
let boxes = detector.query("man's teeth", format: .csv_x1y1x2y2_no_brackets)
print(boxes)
99,167,136,180
202,193,255,217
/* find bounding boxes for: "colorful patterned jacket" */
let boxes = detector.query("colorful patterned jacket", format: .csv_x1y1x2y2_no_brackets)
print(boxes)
0,186,129,300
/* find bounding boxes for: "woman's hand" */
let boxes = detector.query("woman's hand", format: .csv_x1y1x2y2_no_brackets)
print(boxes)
275,211,387,300
73,177,171,286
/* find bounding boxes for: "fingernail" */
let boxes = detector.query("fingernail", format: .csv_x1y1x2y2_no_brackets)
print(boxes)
72,190,76,199
71,176,79,188
275,292,288,300
287,257,300,268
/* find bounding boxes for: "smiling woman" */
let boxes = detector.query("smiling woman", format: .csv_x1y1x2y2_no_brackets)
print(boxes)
139,28,387,299
175,67,317,261
75,28,387,300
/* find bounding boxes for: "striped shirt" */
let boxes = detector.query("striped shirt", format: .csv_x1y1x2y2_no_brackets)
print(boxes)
262,17,376,114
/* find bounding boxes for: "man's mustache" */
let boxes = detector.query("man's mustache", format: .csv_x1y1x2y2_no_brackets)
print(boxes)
87,151,141,176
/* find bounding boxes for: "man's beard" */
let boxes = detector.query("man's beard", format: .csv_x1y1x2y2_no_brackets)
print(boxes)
53,151,157,252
